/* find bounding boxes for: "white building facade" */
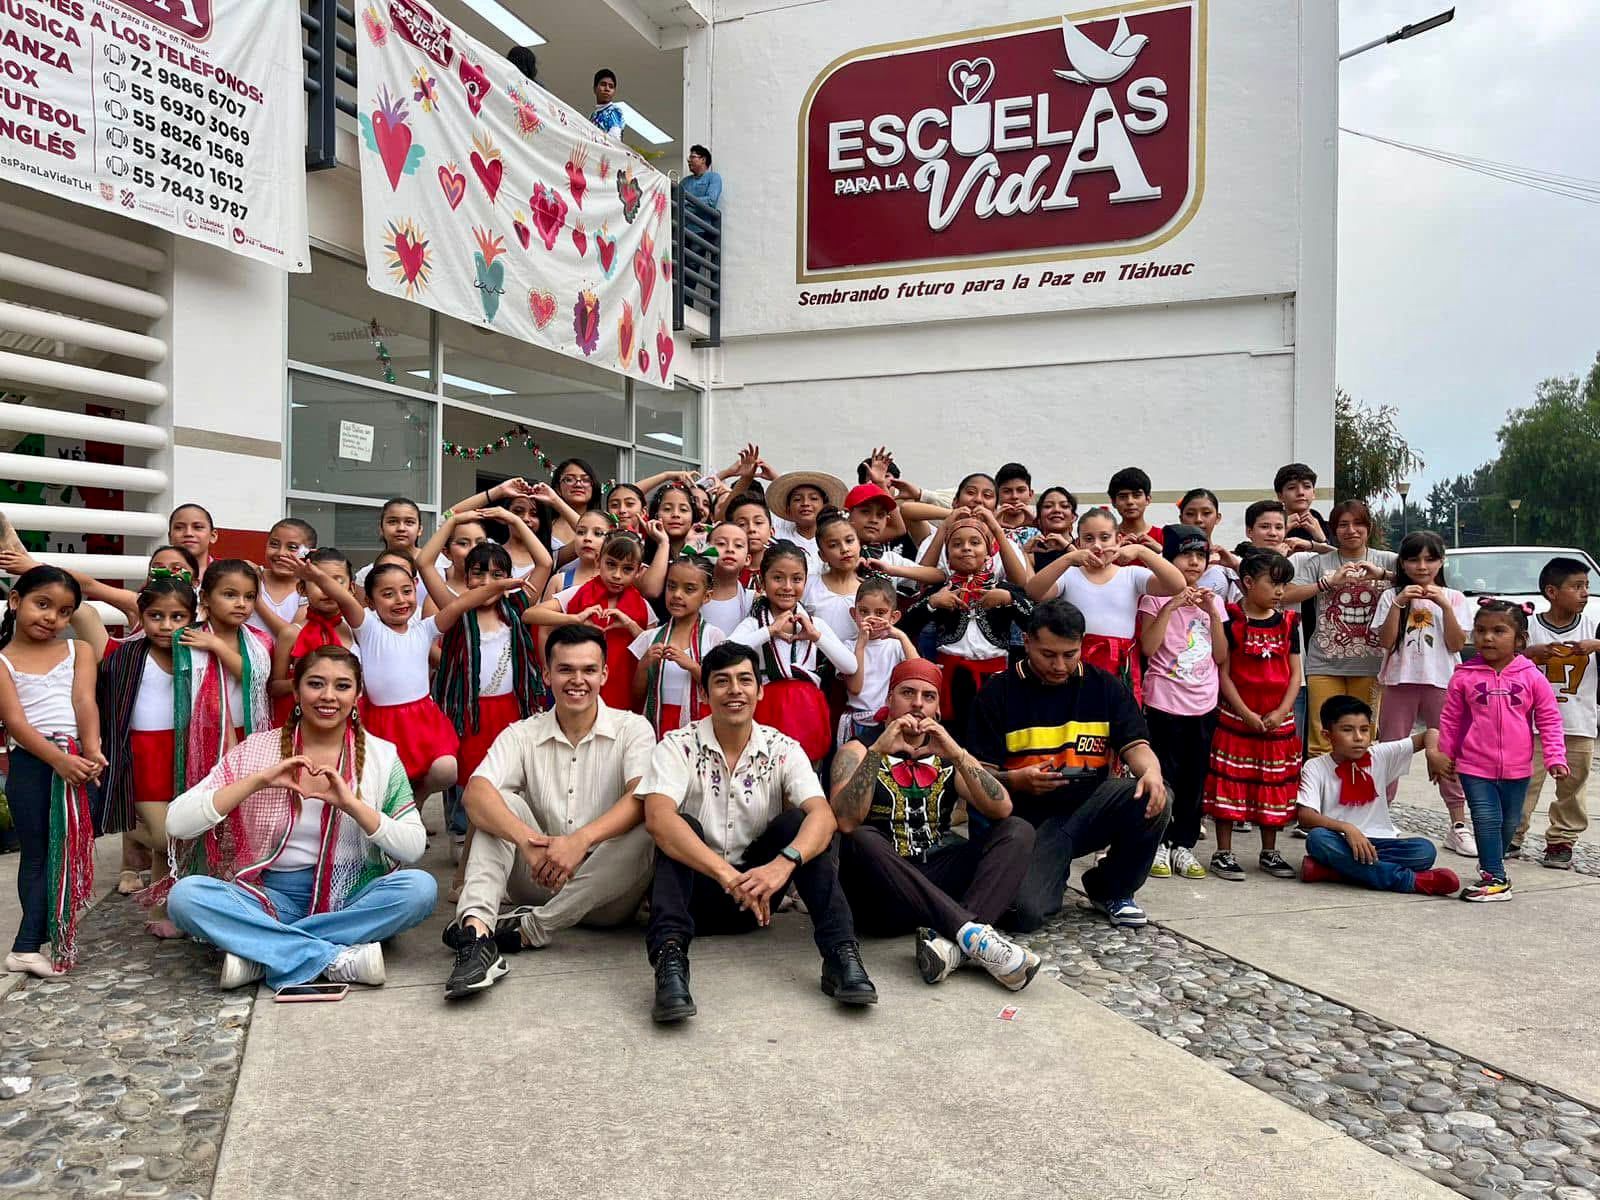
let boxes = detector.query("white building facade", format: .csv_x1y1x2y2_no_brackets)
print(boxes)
1,0,1333,576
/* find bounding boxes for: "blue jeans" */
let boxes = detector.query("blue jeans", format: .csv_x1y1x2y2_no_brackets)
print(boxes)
7,748,52,954
1460,774,1530,883
168,867,437,989
1304,827,1436,893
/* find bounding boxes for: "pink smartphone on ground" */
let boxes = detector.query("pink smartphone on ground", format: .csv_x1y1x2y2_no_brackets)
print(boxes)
273,983,348,1003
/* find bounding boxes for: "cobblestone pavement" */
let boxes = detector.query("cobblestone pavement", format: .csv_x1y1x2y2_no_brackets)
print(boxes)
1022,901,1600,1200
0,890,249,1199
1390,804,1600,878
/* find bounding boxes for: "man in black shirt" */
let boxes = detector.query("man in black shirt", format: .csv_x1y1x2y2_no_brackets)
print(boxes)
968,600,1169,929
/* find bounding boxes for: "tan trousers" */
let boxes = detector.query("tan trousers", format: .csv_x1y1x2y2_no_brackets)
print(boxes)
1516,735,1594,846
1306,675,1383,755
454,793,653,947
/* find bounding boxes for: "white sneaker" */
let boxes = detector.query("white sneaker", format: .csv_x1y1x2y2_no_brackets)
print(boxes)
4,951,61,979
1171,846,1208,879
1445,822,1478,858
915,928,964,984
957,924,1041,992
1148,844,1172,878
219,953,264,990
324,942,386,986
450,833,466,865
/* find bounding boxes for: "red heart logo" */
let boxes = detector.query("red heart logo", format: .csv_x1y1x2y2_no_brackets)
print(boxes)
633,244,656,312
469,151,502,203
655,326,674,381
528,289,556,329
372,111,413,191
512,215,531,250
394,230,427,285
596,232,617,275
530,184,567,252
571,222,588,257
437,164,466,210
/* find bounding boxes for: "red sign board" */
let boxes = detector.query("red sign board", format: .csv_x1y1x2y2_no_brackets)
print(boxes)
798,0,1203,281
114,0,213,39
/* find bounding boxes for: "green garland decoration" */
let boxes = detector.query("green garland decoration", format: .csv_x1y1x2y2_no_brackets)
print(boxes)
440,422,617,489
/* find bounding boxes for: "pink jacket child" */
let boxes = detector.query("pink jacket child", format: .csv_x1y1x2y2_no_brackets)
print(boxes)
1438,655,1567,780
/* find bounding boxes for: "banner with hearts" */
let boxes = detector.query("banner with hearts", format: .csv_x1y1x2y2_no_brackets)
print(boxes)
356,0,676,387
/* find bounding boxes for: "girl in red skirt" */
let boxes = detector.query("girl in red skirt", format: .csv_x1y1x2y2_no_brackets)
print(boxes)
296,554,519,807
96,576,198,937
1205,549,1303,882
270,548,358,726
530,529,650,711
730,541,857,765
631,549,726,739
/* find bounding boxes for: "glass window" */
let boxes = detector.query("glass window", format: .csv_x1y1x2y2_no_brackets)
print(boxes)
289,253,434,388
288,373,435,502
440,314,628,439
440,406,624,511
286,498,411,573
635,452,701,483
635,384,700,460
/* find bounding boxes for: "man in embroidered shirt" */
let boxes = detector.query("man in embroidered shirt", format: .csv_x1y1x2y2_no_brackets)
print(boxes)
968,599,1169,930
443,626,656,999
1297,694,1462,895
832,660,1040,991
590,68,626,137
639,641,877,1022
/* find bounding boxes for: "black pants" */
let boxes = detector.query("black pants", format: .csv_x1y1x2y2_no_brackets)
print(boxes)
839,818,1035,941
1004,778,1169,933
646,809,855,960
1146,708,1216,851
8,747,52,954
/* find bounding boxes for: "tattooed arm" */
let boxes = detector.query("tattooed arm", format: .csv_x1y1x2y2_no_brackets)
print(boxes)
829,739,881,833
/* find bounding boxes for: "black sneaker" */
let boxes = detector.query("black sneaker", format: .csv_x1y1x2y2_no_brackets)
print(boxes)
1542,843,1575,870
820,941,878,1006
441,906,534,954
651,941,696,1024
1210,850,1246,881
1259,849,1297,878
444,934,507,1000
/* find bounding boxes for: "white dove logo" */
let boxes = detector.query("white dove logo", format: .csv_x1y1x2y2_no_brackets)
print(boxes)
1055,15,1149,85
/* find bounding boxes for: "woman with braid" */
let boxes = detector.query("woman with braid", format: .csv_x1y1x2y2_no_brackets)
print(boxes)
165,646,436,992
631,548,726,739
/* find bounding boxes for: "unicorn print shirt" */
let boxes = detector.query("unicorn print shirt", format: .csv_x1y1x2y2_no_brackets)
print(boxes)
1138,592,1226,716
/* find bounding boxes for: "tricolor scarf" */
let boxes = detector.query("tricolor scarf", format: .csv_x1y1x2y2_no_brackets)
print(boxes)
96,636,183,837
46,735,94,971
433,594,545,735
173,726,415,916
748,597,810,684
1335,753,1378,806
641,616,707,734
949,569,996,610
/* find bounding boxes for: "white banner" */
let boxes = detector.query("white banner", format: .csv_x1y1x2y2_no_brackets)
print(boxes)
355,0,676,388
0,0,310,270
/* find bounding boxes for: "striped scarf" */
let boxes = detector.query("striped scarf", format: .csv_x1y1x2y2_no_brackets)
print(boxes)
749,597,807,683
96,637,152,837
46,735,94,971
641,616,706,734
432,594,544,734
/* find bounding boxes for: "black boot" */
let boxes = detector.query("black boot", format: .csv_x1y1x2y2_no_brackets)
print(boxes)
820,941,878,1006
651,940,696,1024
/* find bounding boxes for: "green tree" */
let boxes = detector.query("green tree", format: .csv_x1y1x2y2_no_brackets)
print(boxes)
1422,463,1510,548
1334,388,1424,508
1492,353,1600,554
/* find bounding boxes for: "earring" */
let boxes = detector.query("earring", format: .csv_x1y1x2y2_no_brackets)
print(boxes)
350,706,360,726
292,703,302,720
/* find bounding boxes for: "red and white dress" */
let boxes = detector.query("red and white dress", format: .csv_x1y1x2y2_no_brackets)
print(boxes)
455,625,525,781
1046,565,1151,703
630,618,727,740
1205,606,1302,826
129,657,178,807
730,605,857,763
353,615,458,782
554,579,652,712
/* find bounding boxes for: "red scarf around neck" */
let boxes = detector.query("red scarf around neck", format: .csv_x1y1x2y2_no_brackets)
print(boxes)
1335,753,1377,806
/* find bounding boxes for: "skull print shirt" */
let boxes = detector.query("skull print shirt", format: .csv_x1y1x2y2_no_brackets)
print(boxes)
1293,550,1399,677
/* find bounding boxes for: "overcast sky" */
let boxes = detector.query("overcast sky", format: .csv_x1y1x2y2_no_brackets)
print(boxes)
1337,0,1600,499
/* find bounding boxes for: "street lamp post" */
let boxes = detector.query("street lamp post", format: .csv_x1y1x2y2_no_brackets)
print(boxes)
1509,498,1523,544
1340,8,1456,61
1398,481,1411,537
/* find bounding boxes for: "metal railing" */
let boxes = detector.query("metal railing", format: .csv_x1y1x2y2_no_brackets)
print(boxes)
303,0,358,171
672,184,721,348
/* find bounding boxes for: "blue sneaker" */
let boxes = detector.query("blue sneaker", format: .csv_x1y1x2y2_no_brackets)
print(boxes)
1092,896,1149,928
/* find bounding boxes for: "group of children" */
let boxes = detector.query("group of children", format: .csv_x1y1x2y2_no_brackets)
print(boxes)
1,452,1592,977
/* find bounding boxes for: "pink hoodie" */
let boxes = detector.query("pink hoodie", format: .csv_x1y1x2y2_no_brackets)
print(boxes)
1439,654,1567,780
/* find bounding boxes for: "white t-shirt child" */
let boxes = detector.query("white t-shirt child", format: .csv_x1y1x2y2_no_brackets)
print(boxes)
1371,587,1471,688
1528,611,1600,737
1296,739,1416,839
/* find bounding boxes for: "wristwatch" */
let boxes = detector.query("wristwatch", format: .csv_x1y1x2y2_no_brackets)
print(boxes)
779,846,804,869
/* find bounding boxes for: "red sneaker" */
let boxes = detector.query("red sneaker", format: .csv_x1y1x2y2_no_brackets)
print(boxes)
1300,856,1342,884
1412,867,1461,897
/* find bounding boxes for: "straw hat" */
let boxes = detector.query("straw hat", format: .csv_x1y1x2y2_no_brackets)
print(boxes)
766,470,847,515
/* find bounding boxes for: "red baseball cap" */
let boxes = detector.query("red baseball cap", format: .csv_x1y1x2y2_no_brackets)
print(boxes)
845,483,896,511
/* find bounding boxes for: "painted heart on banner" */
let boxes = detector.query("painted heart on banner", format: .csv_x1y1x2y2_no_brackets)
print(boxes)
528,288,556,329
661,253,673,285
371,106,415,191
469,150,503,203
596,228,617,277
511,211,531,249
632,230,656,312
393,228,428,288
458,57,491,115
638,348,650,375
530,183,567,251
655,322,674,382
438,163,467,210
571,220,588,258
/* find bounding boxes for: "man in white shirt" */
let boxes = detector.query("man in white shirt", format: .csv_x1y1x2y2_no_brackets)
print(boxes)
443,625,656,999
639,641,877,1022
1296,694,1461,896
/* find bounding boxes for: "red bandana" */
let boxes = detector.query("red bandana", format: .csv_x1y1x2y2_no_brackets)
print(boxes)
1335,753,1377,807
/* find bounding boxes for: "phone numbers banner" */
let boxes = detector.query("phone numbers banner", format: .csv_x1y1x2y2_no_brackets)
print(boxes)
0,0,309,271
